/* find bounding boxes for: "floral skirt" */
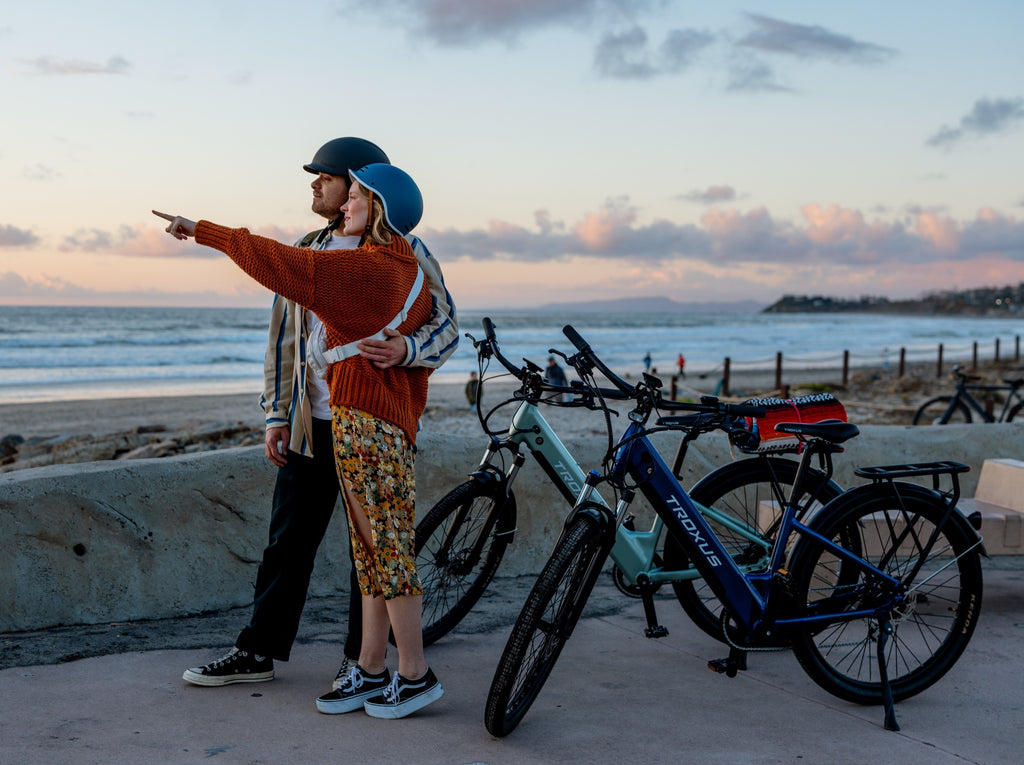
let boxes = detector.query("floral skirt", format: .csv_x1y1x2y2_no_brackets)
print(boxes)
331,406,420,599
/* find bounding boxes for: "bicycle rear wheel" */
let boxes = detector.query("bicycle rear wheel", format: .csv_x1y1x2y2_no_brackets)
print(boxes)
912,396,971,425
788,488,983,704
415,478,516,646
664,457,842,642
485,511,609,737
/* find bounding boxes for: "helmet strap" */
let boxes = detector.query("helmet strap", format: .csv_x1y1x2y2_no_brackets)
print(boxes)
324,214,344,236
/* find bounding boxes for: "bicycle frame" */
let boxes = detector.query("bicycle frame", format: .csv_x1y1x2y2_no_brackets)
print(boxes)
472,400,771,587
950,382,1023,422
580,423,903,637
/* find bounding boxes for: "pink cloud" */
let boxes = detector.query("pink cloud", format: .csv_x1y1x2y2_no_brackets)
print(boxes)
912,211,961,252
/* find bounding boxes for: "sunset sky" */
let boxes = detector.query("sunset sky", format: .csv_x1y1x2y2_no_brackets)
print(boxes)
2,1,1023,309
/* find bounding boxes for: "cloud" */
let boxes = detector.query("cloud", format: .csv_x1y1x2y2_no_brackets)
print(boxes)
342,0,633,46
738,14,897,63
594,26,714,79
21,163,60,181
418,200,1024,268
726,60,792,93
926,97,1024,147
0,224,39,247
56,222,310,258
18,55,131,75
678,186,737,204
60,223,208,258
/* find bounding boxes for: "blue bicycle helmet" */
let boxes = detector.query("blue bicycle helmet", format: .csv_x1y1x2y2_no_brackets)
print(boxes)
349,163,423,235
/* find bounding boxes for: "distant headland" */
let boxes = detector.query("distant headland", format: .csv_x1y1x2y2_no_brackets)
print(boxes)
763,282,1024,317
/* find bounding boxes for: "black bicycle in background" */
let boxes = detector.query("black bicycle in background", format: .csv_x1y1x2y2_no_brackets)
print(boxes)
913,364,1024,424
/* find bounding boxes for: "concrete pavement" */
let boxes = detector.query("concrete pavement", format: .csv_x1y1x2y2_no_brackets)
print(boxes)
1,563,1021,765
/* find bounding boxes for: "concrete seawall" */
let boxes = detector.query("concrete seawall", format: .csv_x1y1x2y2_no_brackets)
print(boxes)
2,424,1021,632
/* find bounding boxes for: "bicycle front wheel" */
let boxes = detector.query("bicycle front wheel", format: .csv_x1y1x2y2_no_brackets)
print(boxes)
788,488,983,704
912,396,971,425
664,457,842,642
485,511,609,737
415,478,516,646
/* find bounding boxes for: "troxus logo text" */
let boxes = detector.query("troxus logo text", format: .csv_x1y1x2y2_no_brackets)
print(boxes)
552,460,584,496
666,494,722,567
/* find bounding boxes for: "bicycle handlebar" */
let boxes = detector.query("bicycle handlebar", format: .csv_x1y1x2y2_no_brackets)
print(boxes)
475,317,588,400
561,323,766,420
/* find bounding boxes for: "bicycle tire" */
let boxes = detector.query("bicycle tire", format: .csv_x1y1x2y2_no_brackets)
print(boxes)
912,396,972,425
663,457,842,643
415,478,516,646
1006,401,1024,422
484,511,608,737
788,487,983,705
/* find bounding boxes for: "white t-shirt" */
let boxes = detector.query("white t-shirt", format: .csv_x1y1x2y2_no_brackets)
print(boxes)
306,233,361,420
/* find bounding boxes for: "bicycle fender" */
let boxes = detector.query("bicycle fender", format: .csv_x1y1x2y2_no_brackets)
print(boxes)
809,482,984,550
467,467,519,542
564,501,615,535
469,466,507,489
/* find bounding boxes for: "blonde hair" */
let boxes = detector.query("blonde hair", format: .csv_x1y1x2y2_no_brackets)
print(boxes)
352,182,394,246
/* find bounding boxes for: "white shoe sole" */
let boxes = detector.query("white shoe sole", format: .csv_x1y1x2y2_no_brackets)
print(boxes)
363,683,444,719
182,669,274,687
316,690,382,714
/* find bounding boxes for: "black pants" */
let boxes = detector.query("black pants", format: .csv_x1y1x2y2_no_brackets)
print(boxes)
235,417,361,662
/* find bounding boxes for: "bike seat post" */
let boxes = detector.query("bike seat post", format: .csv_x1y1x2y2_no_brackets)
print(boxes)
784,437,829,508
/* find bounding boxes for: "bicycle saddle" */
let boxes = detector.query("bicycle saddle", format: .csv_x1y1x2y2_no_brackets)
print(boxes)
1002,377,1024,387
773,419,860,443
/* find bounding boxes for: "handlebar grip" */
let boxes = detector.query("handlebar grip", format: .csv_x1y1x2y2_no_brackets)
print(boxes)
482,317,497,341
727,403,767,418
562,324,590,352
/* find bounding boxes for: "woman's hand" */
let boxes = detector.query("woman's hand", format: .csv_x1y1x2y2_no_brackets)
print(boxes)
152,210,197,240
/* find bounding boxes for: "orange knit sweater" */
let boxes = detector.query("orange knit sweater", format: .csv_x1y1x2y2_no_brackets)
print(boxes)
195,221,432,443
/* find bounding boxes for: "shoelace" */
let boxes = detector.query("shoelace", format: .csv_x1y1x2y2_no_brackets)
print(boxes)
209,649,244,669
381,672,402,703
334,657,353,682
338,666,373,693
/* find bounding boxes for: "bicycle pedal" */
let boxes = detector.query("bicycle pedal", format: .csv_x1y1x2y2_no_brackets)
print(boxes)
643,625,669,639
707,652,747,678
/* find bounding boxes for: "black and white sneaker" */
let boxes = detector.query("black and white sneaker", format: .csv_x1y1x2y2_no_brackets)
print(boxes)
316,665,391,714
182,648,274,686
363,668,443,719
331,656,357,691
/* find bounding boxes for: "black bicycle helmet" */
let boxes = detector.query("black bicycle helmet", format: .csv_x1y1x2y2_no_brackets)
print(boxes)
303,137,390,176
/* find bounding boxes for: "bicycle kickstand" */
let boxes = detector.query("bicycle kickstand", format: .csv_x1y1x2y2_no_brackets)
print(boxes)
876,615,901,731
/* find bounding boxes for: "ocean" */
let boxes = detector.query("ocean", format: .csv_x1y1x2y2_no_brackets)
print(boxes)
1,305,1023,405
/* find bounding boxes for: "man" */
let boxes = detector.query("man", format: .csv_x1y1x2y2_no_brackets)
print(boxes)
182,137,458,687
544,356,568,402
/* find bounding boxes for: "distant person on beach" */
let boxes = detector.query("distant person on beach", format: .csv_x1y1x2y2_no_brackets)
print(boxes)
465,371,480,411
643,351,652,373
160,139,455,719
544,356,568,401
677,353,686,378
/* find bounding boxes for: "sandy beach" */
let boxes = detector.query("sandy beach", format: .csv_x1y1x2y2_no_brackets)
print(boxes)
2,359,1020,472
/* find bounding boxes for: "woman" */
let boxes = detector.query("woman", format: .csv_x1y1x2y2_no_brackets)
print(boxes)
154,163,442,719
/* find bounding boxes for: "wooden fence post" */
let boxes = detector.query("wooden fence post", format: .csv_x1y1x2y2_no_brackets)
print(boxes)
972,341,978,370
774,351,783,391
842,350,849,385
722,357,731,397
937,343,944,378
898,347,906,377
